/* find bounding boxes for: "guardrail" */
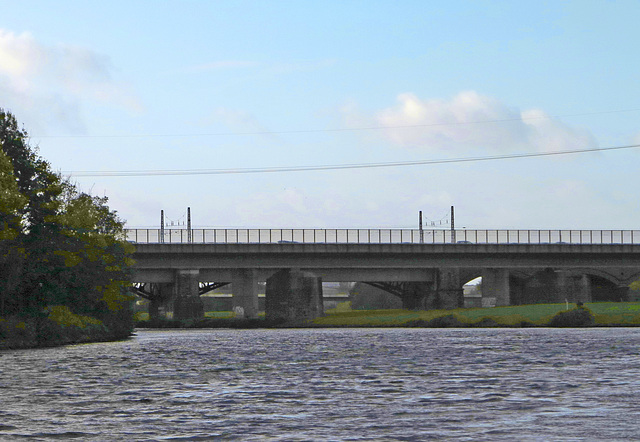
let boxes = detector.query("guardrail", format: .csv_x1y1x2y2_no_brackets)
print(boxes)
124,229,640,245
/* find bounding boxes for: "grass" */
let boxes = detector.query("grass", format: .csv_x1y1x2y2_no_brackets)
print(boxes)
133,302,640,328
314,302,640,327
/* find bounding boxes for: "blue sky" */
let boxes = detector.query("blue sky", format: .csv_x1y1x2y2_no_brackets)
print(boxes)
1,1,639,230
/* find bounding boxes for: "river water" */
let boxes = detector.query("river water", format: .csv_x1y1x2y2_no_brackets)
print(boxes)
1,328,639,441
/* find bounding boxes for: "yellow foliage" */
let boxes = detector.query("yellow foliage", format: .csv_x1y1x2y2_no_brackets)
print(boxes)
53,250,82,267
100,280,134,311
0,222,19,240
46,305,102,328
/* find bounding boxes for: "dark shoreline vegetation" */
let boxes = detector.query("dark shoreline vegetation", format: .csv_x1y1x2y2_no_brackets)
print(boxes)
1,110,135,350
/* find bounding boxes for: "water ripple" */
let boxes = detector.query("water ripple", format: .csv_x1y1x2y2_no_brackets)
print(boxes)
1,328,640,440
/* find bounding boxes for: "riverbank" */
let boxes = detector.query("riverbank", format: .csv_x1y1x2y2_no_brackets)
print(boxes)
312,302,640,327
0,306,134,350
134,302,640,329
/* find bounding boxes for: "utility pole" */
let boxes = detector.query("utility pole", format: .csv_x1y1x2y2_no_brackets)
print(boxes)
187,207,192,243
419,211,424,243
160,210,165,244
451,205,455,244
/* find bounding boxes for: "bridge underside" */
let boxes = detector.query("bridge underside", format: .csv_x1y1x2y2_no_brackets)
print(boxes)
131,265,636,321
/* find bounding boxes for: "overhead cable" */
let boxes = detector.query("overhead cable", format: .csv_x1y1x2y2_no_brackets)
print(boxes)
63,143,640,177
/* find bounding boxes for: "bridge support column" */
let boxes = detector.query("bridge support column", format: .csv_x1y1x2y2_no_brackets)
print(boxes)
173,270,204,321
232,269,259,319
149,283,174,320
265,269,324,322
572,274,592,303
482,269,510,306
557,272,592,303
436,268,464,309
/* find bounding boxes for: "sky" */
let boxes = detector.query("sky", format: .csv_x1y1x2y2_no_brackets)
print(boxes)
1,1,639,231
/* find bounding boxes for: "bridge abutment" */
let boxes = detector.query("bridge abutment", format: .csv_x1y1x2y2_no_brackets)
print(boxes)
231,269,260,319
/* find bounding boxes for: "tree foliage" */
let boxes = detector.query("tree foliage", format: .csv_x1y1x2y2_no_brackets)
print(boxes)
0,109,134,331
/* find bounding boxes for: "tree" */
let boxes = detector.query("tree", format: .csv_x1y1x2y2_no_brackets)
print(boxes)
0,108,134,337
0,148,27,315
54,188,135,317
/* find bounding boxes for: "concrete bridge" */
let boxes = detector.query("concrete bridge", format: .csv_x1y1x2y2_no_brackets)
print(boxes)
127,228,640,320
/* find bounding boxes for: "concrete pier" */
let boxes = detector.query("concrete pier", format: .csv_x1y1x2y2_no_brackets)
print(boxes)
148,282,173,320
265,269,324,322
436,268,464,309
231,269,260,319
482,269,510,306
173,270,204,320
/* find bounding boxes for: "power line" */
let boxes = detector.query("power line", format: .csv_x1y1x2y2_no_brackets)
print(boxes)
63,143,640,177
32,107,640,139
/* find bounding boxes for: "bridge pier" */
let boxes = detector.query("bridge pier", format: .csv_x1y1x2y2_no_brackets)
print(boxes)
557,272,591,303
148,282,174,320
265,269,323,322
436,268,464,309
173,270,204,321
482,269,510,306
231,269,260,319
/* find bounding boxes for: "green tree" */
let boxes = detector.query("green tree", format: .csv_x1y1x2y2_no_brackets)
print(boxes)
0,108,134,336
54,188,135,317
1,109,66,314
0,148,27,315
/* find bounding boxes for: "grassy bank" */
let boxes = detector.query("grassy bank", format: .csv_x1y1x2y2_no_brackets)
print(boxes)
133,302,640,329
313,302,640,327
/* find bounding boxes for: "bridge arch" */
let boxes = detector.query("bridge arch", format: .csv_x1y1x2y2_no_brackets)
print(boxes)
566,268,640,287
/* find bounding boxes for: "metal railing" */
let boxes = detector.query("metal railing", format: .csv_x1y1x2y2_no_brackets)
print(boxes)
124,228,640,245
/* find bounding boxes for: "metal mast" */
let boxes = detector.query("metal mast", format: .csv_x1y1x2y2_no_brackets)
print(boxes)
160,210,165,244
451,205,455,243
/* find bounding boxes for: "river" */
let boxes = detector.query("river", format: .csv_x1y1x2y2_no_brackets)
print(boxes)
1,328,639,441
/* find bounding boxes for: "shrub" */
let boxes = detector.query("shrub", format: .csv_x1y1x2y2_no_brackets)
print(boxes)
403,314,469,328
472,317,502,328
547,306,595,327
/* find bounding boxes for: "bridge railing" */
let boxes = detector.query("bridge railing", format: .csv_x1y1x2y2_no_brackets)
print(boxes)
124,229,640,245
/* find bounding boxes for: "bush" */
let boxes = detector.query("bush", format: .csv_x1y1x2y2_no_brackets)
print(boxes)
0,317,37,348
472,317,503,328
405,314,468,328
547,306,595,327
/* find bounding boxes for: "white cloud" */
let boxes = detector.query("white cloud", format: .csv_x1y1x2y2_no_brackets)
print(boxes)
0,29,141,132
347,91,596,153
0,30,45,78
